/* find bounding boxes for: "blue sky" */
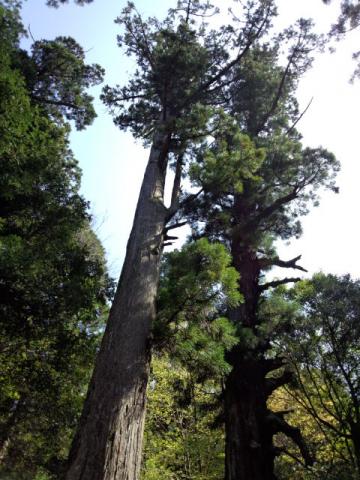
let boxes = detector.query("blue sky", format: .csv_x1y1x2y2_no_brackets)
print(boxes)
20,0,360,280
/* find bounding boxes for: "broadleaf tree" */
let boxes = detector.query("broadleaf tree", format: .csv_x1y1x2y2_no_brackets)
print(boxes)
280,274,360,478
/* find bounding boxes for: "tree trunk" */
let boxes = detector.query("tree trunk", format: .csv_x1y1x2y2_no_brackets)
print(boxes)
224,218,277,480
224,358,276,480
349,421,360,477
66,128,171,480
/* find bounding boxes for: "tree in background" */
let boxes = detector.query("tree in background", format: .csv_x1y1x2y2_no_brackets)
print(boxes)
142,356,224,480
0,3,111,478
276,274,360,479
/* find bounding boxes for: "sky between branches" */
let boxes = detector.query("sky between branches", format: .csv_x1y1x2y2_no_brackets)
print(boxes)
22,0,360,279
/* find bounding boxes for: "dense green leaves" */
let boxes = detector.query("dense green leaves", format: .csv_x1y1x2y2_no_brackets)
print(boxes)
0,3,111,478
101,0,277,144
142,357,224,480
156,239,240,380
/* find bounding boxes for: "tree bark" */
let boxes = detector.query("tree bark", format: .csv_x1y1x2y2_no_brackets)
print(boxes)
66,128,171,480
224,194,277,480
224,357,276,480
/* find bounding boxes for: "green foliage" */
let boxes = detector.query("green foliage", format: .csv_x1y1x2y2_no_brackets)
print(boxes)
189,115,265,195
144,239,243,479
142,356,224,480
1,1,104,130
0,4,111,478
101,0,277,146
23,36,104,129
46,0,93,6
156,239,240,380
102,3,212,141
273,274,360,478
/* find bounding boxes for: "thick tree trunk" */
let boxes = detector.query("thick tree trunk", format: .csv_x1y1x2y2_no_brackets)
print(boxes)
66,129,171,480
225,216,277,480
224,358,276,480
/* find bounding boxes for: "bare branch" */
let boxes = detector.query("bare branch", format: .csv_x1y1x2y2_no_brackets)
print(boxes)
267,412,314,466
286,97,313,136
261,254,307,273
260,277,302,291
164,220,188,231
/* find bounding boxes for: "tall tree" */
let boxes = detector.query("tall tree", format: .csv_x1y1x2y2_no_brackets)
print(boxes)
65,1,280,479
182,34,339,478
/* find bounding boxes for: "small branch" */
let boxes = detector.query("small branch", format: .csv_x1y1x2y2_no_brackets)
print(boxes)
179,188,203,210
286,97,313,136
114,93,147,102
28,24,36,42
260,277,302,292
31,95,79,110
166,187,204,223
278,447,308,469
254,49,296,135
164,220,188,231
263,356,287,375
164,235,178,241
261,254,308,273
249,187,299,227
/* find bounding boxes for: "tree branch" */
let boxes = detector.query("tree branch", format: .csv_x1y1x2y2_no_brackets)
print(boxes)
164,220,188,231
182,188,204,206
249,186,299,227
265,370,294,396
267,412,314,466
183,3,272,108
260,277,302,292
261,254,308,273
254,49,296,135
31,95,80,110
286,97,313,136
169,154,184,214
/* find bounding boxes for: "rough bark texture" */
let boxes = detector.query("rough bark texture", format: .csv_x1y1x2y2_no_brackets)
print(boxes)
224,234,277,480
225,358,276,480
224,193,311,479
224,193,278,480
65,129,171,480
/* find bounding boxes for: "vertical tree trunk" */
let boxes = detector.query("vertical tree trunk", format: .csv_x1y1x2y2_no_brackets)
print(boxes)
66,129,171,480
224,357,276,480
224,220,277,480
